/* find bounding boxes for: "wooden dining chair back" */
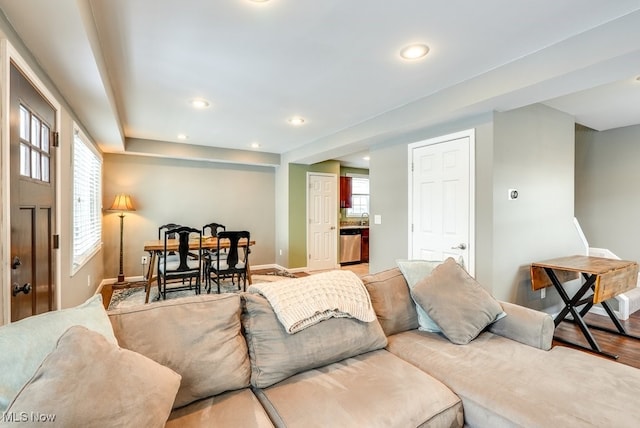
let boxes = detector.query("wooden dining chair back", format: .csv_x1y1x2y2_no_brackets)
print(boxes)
202,222,226,237
209,230,250,293
202,223,226,292
156,223,182,293
158,225,202,299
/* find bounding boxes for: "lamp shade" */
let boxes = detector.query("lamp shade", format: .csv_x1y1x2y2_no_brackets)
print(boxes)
109,193,136,212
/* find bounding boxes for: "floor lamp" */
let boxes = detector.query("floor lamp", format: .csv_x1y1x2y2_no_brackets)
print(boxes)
109,193,136,283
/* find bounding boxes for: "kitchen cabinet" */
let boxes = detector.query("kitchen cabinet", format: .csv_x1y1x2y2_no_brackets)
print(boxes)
361,227,369,262
340,176,352,208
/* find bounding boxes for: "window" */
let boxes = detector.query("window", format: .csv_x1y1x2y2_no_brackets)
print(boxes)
19,104,51,182
346,175,370,217
72,127,102,273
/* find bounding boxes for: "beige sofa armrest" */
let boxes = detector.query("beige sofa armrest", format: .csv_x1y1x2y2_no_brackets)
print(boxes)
488,301,554,351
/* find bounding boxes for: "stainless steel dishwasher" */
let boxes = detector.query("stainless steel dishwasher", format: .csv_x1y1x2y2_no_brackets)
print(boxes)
340,229,361,264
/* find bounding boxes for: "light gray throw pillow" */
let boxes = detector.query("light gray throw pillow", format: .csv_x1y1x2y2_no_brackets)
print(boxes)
0,294,117,412
2,326,180,428
410,257,504,345
397,259,453,332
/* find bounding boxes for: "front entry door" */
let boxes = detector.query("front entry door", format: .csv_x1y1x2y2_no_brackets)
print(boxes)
307,173,337,271
409,130,474,275
9,62,57,321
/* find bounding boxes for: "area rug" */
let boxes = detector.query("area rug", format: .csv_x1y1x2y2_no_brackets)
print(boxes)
107,271,298,311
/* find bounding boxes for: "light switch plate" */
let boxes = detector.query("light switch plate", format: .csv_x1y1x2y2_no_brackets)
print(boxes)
374,214,382,224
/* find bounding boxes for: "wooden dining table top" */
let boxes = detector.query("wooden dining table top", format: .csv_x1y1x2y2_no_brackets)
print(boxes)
143,237,255,252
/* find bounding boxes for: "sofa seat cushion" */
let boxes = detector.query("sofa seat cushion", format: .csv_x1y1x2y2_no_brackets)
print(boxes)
387,330,640,428
166,389,274,428
109,294,250,409
254,349,463,428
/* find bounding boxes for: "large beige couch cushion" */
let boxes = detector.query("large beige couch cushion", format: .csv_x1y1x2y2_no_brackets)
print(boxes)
361,267,419,336
109,294,250,408
242,292,387,388
254,349,463,428
388,330,640,428
166,389,274,428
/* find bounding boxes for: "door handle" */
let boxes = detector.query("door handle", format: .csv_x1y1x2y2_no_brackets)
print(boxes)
330,226,336,230
451,243,467,250
12,283,32,297
11,256,21,269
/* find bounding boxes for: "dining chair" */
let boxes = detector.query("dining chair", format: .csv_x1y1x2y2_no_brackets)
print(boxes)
202,222,226,237
156,223,182,295
208,230,250,293
202,223,227,292
158,225,202,299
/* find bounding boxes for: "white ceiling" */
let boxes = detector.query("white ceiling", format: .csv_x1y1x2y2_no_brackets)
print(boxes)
1,0,639,168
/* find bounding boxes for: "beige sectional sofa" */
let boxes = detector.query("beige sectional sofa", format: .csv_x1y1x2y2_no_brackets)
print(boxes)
1,262,640,427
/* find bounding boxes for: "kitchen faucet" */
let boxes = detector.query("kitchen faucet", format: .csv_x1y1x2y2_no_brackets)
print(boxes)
361,212,369,226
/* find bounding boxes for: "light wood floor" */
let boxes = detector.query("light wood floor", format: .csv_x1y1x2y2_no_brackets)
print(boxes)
340,263,370,277
254,263,370,278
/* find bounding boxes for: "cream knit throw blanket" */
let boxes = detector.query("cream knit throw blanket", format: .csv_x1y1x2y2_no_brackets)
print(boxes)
249,270,376,334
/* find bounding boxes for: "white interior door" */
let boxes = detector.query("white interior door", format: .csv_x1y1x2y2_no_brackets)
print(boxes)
409,130,475,275
307,173,338,271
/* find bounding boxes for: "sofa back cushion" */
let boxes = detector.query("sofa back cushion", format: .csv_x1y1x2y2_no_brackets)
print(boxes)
108,294,250,409
242,292,387,388
361,268,418,336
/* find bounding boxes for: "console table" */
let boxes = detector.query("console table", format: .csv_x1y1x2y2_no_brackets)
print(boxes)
530,255,639,359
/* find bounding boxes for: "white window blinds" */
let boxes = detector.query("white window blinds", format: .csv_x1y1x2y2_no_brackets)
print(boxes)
72,127,102,273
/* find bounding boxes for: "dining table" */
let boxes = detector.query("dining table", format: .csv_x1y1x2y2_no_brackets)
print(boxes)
530,255,639,359
143,236,256,303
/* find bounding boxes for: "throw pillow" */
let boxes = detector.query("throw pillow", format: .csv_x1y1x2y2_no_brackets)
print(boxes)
396,259,456,332
410,257,504,345
2,326,180,428
0,294,117,412
108,294,250,408
242,292,388,388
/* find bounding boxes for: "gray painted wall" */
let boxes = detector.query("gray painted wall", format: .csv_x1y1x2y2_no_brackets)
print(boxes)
369,104,583,311
492,104,583,309
103,154,276,281
369,143,409,273
576,124,640,262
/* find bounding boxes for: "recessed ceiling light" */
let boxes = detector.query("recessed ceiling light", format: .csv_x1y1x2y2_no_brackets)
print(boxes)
363,156,370,161
177,134,188,140
288,117,305,126
399,44,430,60
250,142,261,149
190,98,210,109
